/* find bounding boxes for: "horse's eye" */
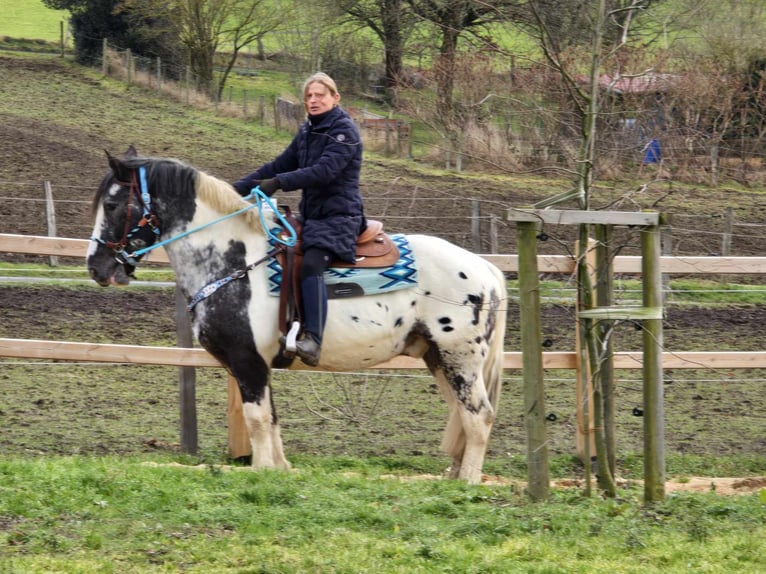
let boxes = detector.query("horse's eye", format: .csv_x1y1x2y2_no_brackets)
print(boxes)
103,200,120,215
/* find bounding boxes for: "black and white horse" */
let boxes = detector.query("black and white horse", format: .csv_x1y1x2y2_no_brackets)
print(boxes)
87,148,508,483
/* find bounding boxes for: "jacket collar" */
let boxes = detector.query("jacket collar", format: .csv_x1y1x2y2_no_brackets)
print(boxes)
308,105,343,129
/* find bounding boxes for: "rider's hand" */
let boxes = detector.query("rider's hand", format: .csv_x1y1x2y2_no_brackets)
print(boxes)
232,180,252,196
254,178,280,197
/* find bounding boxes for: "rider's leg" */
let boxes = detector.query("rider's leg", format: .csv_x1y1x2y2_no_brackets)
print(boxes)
296,247,331,366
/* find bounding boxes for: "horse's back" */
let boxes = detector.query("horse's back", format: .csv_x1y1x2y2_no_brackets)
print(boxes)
405,233,506,294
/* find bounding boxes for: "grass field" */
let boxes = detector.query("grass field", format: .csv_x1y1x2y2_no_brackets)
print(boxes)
1,0,68,42
1,455,764,573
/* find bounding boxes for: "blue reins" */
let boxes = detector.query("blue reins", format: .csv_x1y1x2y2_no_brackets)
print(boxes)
129,183,297,261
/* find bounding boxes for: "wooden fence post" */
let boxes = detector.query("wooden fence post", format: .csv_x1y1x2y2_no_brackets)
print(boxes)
575,238,597,463
642,223,665,502
517,220,550,501
489,215,499,254
156,56,162,94
102,38,108,75
43,181,58,267
471,199,481,253
227,376,251,459
722,207,733,256
175,286,198,454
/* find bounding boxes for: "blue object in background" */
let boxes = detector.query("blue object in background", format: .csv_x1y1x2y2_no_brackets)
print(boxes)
643,139,661,164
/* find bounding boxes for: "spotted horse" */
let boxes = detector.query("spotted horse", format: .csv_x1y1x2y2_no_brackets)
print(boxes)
87,147,509,484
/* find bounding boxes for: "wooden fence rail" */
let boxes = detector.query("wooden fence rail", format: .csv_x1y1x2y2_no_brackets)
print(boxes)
3,233,766,372
5,233,766,274
2,338,765,371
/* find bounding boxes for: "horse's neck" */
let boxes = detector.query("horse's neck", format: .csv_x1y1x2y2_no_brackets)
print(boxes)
162,196,269,289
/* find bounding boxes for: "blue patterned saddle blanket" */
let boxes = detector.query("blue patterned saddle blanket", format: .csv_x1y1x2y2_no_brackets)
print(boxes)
267,233,418,299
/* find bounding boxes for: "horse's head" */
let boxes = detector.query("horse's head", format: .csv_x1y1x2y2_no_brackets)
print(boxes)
87,146,161,286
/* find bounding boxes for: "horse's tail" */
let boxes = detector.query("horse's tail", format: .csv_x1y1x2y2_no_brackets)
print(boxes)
484,264,508,414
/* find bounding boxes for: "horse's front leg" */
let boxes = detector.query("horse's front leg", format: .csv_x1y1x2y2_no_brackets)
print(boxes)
205,334,291,470
240,383,291,471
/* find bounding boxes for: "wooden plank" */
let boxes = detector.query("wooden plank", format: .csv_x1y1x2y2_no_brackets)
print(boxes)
0,338,220,367
4,234,766,274
507,208,660,227
0,234,169,263
227,375,251,458
1,338,765,370
577,306,664,320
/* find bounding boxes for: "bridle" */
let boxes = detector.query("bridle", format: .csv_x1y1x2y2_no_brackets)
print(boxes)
91,162,299,311
91,166,161,268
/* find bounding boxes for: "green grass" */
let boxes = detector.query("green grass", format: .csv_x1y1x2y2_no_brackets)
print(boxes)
0,262,175,283
0,455,764,573
1,0,69,42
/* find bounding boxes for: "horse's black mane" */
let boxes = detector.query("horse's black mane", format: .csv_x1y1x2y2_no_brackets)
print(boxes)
93,156,197,215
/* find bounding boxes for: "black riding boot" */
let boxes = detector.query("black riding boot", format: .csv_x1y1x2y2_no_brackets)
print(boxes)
296,275,327,366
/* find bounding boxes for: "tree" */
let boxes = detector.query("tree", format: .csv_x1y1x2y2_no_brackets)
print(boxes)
332,0,418,102
42,0,184,70
122,0,288,100
513,0,674,498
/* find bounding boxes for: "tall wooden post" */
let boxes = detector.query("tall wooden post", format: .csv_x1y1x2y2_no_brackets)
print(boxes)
575,237,597,463
642,223,665,502
227,376,251,459
517,220,549,501
43,181,58,267
175,286,198,454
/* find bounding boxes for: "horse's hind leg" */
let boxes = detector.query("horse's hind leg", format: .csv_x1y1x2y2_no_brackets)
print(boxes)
432,367,494,484
434,376,466,478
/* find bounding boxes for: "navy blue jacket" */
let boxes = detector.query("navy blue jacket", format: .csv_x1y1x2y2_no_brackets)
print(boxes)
236,106,365,263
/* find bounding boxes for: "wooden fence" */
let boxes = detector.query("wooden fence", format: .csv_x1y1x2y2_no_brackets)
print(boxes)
2,233,766,461
3,233,766,372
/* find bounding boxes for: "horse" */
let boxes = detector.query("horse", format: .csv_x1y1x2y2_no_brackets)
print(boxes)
86,147,509,484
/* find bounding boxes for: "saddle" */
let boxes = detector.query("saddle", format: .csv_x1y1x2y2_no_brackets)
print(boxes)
275,207,400,336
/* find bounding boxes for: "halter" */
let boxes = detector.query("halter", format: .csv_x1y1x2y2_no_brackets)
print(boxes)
92,164,298,311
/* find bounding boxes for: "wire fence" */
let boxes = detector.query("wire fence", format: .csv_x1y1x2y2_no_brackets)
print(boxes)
3,177,766,262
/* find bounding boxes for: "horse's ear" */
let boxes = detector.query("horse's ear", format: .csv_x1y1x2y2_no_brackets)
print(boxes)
125,145,138,159
105,150,131,182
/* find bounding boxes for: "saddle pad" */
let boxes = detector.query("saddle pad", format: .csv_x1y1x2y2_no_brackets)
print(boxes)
267,234,418,299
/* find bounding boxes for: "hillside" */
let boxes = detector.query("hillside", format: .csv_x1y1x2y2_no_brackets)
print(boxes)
1,52,765,469
3,52,766,259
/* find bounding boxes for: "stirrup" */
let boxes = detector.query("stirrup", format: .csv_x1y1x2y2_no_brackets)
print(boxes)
281,321,301,359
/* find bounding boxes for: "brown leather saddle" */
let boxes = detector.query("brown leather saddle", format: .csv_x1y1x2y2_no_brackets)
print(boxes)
275,207,400,335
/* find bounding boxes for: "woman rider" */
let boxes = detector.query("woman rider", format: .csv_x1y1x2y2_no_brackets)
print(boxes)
233,72,365,366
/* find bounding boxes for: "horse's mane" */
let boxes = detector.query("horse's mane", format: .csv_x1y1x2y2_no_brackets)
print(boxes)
96,154,263,231
195,169,262,230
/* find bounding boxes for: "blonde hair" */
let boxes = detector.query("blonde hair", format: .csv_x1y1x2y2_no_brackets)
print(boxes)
303,72,339,98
